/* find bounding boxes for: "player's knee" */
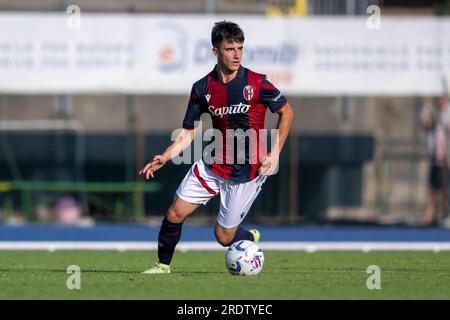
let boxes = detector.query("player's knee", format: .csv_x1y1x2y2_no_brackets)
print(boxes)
166,207,185,223
216,236,231,247
214,230,233,247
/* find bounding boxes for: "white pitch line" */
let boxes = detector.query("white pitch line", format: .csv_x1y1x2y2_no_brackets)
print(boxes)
0,241,450,251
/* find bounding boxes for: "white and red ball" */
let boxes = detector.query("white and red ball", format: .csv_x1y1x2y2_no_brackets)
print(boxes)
225,240,264,276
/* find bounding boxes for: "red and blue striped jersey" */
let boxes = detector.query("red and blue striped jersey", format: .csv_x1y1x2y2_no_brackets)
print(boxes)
182,65,288,183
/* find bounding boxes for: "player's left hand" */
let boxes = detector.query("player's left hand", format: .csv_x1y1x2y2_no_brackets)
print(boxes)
258,152,279,176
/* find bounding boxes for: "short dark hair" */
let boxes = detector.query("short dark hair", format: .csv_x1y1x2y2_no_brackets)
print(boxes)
211,21,245,48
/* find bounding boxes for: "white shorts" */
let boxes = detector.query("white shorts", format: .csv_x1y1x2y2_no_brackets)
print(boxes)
175,159,267,228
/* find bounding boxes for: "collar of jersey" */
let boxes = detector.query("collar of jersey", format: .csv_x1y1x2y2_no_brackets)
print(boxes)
211,64,245,85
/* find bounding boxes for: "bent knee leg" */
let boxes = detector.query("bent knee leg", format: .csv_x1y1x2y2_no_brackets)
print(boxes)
215,234,233,247
166,197,200,223
166,206,186,223
214,227,235,247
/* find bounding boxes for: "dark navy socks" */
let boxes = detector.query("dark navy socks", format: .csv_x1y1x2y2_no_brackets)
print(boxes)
158,217,183,265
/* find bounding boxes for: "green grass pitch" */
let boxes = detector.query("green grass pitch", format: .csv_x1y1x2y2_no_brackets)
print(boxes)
0,251,449,299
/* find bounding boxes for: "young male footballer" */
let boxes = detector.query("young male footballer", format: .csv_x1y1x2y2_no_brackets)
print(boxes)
139,21,294,273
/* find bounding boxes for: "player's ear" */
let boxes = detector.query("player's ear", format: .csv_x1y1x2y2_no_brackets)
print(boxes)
212,47,218,57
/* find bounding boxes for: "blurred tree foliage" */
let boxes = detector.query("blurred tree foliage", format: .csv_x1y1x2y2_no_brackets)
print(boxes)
435,0,450,15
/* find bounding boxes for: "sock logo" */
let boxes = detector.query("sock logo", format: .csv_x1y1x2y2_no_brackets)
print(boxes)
240,212,245,219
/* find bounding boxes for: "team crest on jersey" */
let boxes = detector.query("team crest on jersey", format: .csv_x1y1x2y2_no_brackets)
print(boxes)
243,85,254,101
205,94,211,103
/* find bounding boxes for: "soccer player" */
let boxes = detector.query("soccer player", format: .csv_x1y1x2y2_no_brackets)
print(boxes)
139,21,294,273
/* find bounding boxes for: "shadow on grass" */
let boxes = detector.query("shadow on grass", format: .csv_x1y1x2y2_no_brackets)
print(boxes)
0,268,142,274
0,268,230,276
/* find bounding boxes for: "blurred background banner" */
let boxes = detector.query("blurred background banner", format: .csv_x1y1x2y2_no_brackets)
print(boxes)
2,0,450,229
1,14,450,95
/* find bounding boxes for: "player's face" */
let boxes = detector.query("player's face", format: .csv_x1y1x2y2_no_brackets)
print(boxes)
213,40,243,73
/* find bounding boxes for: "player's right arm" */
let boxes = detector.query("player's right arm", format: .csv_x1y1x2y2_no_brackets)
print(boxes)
139,84,204,179
139,128,196,179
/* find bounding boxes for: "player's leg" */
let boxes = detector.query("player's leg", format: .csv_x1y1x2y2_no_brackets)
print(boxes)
214,175,267,246
214,222,259,246
143,160,219,273
143,197,199,274
158,196,200,263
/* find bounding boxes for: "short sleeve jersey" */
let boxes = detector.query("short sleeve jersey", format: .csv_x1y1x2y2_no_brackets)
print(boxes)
182,65,288,183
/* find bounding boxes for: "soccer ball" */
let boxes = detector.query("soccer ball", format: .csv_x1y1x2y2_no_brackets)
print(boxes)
225,240,264,276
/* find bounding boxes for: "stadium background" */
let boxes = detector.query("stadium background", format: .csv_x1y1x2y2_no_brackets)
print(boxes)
1,0,450,302
0,0,450,249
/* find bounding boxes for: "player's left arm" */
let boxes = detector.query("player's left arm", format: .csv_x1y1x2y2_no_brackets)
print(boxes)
259,102,294,176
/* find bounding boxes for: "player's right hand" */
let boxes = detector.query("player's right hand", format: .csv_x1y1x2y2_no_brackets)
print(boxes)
139,155,167,179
